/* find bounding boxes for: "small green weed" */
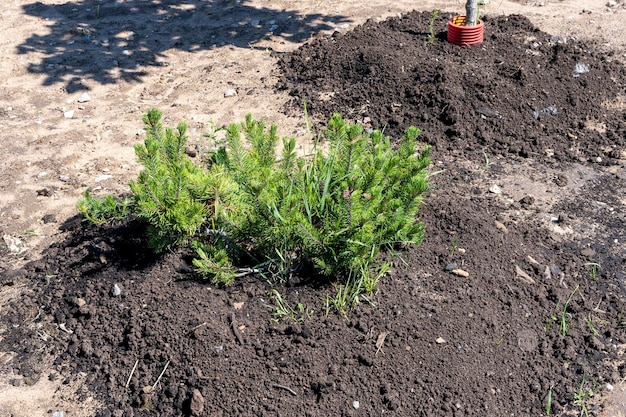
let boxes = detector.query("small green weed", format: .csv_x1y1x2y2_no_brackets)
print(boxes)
482,151,491,170
573,375,595,417
584,261,601,281
584,314,600,336
450,236,460,257
545,383,554,416
266,290,313,323
545,284,579,336
323,271,375,319
617,309,626,328
428,9,440,44
77,190,132,225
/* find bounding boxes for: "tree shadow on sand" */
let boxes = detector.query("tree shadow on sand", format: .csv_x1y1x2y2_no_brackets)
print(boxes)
18,0,349,92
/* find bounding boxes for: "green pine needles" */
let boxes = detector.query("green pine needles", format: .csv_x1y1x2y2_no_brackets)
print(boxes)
78,108,431,306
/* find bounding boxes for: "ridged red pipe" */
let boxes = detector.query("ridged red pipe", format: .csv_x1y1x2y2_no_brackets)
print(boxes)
447,16,484,46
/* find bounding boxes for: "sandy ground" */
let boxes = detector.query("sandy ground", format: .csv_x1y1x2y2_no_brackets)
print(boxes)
0,0,625,415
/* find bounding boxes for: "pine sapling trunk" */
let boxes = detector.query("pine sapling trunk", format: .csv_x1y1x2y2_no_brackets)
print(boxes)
465,0,478,26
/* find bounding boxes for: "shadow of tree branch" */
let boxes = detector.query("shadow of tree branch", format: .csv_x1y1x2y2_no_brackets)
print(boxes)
18,0,349,92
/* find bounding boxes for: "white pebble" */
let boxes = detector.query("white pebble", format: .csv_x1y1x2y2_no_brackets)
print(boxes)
94,174,113,183
352,401,360,409
77,92,91,103
489,184,502,194
606,383,614,391
224,88,237,98
64,110,75,119
112,284,121,297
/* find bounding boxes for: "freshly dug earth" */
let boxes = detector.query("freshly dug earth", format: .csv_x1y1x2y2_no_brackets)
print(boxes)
2,10,626,417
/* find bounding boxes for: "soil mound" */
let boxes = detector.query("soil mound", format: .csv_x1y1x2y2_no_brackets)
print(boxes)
278,13,626,164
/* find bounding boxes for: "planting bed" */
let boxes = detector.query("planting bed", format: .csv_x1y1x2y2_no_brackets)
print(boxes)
2,7,626,417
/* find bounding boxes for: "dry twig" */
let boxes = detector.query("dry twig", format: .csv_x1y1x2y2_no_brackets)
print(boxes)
272,383,297,396
125,359,139,388
375,331,389,356
229,312,244,345
151,360,170,391
186,322,207,335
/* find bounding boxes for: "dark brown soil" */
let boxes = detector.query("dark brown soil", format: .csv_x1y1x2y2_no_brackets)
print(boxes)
277,13,626,164
2,11,626,417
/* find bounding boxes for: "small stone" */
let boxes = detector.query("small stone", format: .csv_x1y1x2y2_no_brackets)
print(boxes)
185,146,197,157
224,88,237,98
580,247,596,258
494,220,508,234
142,385,152,394
64,110,74,119
59,175,70,182
444,263,457,271
75,298,87,307
77,93,92,103
42,214,57,224
122,49,132,56
112,284,121,297
515,265,536,284
543,265,551,280
59,323,73,334
519,195,535,208
451,269,469,277
607,0,617,7
37,188,53,197
436,337,446,344
489,184,502,194
190,389,205,416
232,301,244,310
94,174,113,183
553,174,568,187
607,383,614,391
37,171,47,179
3,235,28,254
353,401,360,410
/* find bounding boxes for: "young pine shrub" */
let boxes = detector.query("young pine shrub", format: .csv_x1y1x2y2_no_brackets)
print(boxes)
78,109,432,308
